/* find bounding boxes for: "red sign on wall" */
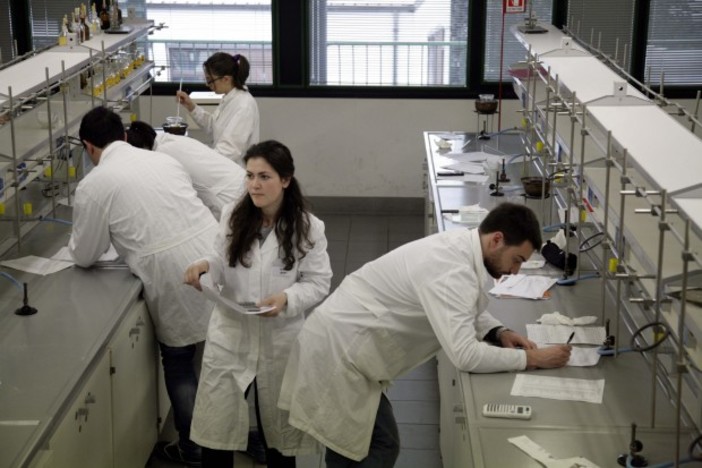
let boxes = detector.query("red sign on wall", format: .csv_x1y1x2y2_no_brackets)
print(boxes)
504,0,526,14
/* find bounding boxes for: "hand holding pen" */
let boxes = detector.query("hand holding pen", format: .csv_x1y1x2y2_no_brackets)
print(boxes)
566,331,575,345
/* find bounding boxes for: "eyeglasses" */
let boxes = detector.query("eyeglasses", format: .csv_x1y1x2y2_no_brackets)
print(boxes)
205,76,224,86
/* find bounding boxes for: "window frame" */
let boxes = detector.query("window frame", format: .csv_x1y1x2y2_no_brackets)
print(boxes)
10,0,701,99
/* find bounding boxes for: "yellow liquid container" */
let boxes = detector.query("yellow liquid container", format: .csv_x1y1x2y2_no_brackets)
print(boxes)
68,166,77,178
23,202,32,216
0,202,5,215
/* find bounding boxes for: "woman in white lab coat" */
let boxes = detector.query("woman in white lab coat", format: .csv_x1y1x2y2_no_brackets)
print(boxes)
176,52,260,166
184,140,332,468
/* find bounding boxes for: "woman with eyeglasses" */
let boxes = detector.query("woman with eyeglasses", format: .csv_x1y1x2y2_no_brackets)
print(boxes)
176,52,260,166
184,140,332,467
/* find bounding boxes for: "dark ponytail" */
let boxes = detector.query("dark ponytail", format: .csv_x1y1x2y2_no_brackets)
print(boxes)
203,52,250,90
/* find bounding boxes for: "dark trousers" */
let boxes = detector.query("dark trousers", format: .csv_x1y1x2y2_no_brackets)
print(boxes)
158,341,202,458
202,379,296,468
325,394,400,468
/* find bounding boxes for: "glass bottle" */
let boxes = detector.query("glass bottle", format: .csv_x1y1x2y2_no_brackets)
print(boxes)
91,3,101,35
58,15,69,46
100,0,111,30
79,4,90,41
109,0,120,30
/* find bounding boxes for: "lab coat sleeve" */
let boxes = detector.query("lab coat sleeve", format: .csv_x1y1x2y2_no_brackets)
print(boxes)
190,105,215,137
210,102,257,165
283,217,332,318
68,186,112,267
475,309,504,339
417,265,526,373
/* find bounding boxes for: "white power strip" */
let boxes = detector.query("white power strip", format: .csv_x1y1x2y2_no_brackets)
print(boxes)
482,403,532,420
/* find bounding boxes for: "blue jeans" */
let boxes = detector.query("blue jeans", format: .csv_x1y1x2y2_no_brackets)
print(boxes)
159,341,203,458
325,394,400,468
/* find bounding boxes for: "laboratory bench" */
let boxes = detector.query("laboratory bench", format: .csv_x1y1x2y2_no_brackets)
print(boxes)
423,131,702,467
0,205,163,468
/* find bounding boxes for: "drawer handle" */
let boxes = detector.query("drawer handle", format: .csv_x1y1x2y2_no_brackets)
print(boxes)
453,404,463,413
136,317,146,327
75,407,89,422
84,393,96,405
129,327,141,337
455,416,466,424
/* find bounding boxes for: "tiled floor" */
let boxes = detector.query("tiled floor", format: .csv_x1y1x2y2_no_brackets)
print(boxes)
148,211,441,468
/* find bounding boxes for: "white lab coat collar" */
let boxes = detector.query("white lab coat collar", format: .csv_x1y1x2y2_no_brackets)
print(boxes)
468,228,492,291
98,140,129,165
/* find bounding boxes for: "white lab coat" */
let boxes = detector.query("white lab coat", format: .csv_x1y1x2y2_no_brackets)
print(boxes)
191,203,332,454
190,87,259,166
279,228,527,461
153,133,247,220
68,141,218,347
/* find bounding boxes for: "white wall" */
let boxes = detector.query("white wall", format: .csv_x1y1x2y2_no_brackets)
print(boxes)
138,95,525,198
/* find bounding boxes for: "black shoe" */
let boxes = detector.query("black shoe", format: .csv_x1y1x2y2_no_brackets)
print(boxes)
244,430,267,465
152,440,202,467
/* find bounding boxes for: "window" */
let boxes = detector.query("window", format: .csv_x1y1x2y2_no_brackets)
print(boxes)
567,0,635,72
145,0,273,84
309,0,469,87
484,0,552,82
0,0,12,63
646,0,702,85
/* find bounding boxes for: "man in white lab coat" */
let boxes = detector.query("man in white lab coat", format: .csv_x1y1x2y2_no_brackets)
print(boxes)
68,106,217,467
126,120,247,220
279,202,572,467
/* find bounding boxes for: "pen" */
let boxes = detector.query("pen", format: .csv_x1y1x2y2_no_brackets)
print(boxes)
566,331,575,344
437,171,465,176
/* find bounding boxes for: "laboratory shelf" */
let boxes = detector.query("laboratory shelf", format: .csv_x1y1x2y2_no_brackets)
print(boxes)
0,19,156,258
538,55,648,104
513,17,702,456
588,105,702,197
0,20,153,107
511,23,588,58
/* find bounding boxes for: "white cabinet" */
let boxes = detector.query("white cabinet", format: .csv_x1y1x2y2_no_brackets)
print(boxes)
109,300,159,468
44,352,114,468
28,300,160,468
437,351,472,468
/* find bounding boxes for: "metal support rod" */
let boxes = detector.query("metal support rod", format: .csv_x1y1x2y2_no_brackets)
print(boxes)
44,67,57,217
576,104,588,280
649,189,668,429
614,148,629,358
7,87,22,252
60,60,73,207
674,219,691,467
600,131,613,323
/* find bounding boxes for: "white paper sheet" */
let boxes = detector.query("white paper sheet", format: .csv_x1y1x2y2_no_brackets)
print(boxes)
52,244,120,263
199,274,274,315
510,374,605,404
440,162,486,174
0,255,73,276
533,342,602,367
567,347,602,367
508,435,602,468
489,274,557,299
526,324,606,345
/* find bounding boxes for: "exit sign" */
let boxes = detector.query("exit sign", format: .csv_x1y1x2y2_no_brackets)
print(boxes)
504,0,527,13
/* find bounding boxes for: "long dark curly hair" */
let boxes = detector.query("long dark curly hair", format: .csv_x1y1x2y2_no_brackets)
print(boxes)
227,140,313,270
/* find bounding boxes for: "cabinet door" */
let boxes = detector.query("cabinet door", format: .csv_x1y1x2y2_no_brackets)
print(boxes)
47,352,113,468
436,351,457,468
110,300,158,468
